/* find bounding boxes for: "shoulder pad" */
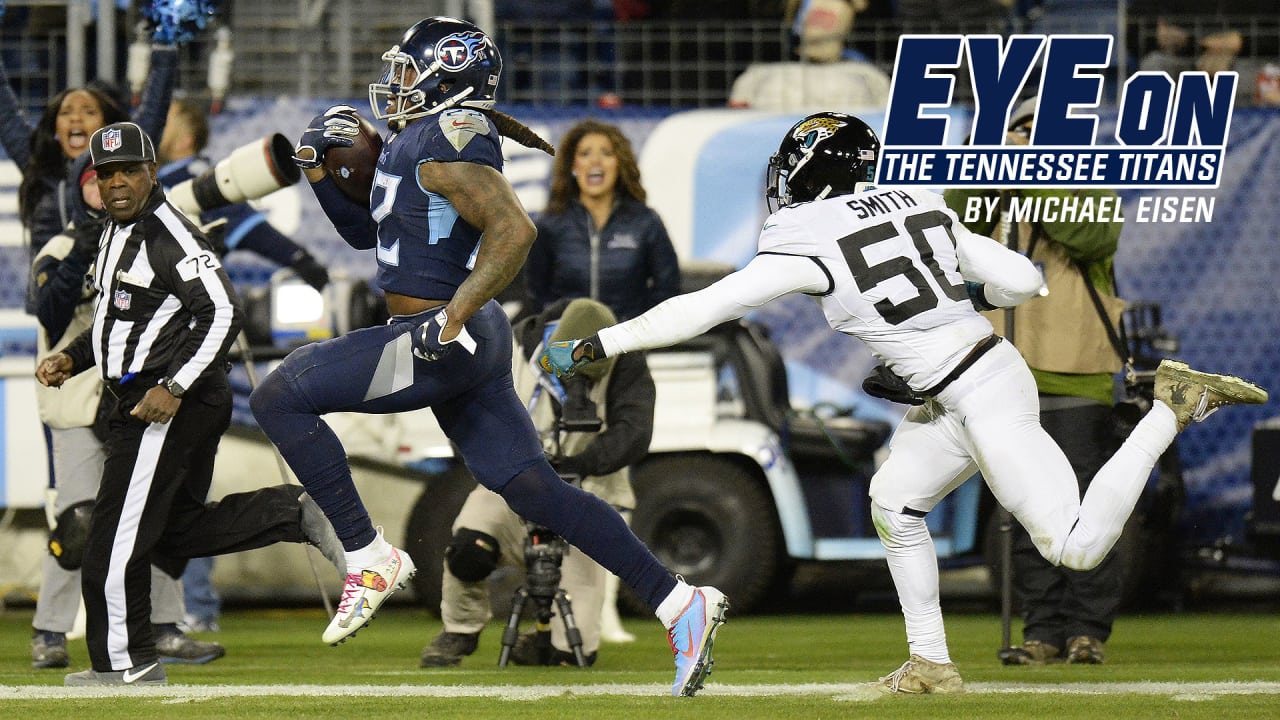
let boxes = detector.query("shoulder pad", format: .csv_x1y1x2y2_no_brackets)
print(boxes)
437,108,493,153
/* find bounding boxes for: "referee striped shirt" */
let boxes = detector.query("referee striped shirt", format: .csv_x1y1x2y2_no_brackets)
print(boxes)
64,187,242,389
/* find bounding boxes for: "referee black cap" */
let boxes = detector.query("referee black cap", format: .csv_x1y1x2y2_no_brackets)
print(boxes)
89,122,157,170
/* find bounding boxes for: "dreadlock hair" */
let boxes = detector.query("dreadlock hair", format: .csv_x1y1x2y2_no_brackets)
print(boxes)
545,119,645,215
481,108,555,157
18,85,128,228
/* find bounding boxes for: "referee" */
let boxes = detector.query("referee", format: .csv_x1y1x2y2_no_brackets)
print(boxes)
36,122,339,686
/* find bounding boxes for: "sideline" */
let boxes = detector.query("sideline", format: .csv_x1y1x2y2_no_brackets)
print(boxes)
3,680,1280,700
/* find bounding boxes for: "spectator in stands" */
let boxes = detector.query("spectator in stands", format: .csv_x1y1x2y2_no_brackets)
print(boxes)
786,0,869,63
729,0,891,111
525,119,680,322
0,39,177,306
1130,2,1280,106
1137,18,1241,75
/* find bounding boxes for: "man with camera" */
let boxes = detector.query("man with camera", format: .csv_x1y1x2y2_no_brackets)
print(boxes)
420,298,655,668
943,96,1126,666
158,98,330,291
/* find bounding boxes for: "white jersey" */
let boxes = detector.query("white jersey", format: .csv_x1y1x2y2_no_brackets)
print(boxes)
601,186,1043,391
599,182,1177,589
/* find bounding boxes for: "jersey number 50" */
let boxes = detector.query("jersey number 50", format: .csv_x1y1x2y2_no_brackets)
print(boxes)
837,209,968,325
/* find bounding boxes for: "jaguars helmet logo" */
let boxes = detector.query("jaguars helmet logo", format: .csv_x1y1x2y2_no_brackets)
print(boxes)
791,115,847,151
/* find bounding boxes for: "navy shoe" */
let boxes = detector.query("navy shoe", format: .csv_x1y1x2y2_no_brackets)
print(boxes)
31,630,69,669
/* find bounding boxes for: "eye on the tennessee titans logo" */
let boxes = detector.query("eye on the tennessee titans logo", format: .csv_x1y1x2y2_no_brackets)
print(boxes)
435,32,488,72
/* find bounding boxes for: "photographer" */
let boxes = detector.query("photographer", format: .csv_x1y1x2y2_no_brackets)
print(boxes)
420,298,655,668
157,98,329,290
944,96,1126,666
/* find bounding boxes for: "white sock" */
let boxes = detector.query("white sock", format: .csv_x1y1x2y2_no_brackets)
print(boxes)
873,504,951,665
344,531,393,571
655,579,696,627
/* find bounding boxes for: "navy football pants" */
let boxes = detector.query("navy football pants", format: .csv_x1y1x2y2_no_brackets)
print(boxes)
250,300,675,609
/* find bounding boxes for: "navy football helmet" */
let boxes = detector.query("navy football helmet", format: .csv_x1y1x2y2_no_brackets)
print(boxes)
766,112,880,212
369,17,502,128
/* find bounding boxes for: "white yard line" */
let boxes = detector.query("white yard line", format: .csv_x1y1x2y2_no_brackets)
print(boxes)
2,681,1280,701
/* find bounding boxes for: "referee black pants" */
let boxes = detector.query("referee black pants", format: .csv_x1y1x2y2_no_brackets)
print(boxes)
82,371,309,671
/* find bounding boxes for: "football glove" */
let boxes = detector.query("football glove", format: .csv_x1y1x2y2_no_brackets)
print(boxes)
293,105,361,170
965,281,999,311
539,338,603,379
413,309,477,362
862,364,925,406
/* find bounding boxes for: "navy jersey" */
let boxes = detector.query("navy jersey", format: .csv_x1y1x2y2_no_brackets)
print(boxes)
371,108,503,300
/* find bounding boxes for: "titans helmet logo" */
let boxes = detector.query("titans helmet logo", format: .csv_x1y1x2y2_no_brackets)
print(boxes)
435,32,489,72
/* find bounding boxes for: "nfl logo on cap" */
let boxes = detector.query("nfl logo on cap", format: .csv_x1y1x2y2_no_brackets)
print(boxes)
102,128,122,152
90,122,156,170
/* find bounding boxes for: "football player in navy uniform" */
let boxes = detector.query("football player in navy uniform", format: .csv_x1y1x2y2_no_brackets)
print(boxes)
250,17,727,697
541,111,1269,694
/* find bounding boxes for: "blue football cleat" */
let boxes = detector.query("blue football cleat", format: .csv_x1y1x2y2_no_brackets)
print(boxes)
667,586,729,697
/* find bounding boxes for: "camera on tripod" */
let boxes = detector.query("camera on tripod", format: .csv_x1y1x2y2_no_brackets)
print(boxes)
560,375,603,434
496,376,602,668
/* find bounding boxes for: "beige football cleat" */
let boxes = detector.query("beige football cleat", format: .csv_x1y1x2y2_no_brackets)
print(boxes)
878,654,965,694
1154,360,1269,431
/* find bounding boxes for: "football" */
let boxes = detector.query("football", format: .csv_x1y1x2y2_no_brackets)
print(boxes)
323,115,383,203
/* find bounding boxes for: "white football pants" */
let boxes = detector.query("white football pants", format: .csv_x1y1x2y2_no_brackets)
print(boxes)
869,340,1178,662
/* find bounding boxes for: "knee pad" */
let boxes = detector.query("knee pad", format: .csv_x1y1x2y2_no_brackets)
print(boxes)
49,500,95,570
445,528,501,582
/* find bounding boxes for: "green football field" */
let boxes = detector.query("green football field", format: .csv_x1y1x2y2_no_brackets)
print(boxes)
2,605,1279,718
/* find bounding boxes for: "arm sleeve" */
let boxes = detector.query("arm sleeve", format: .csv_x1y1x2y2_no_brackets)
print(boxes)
308,174,378,250
559,353,656,478
955,226,1044,307
0,57,35,168
644,213,682,308
151,228,243,388
599,252,828,356
132,46,178,140
222,210,308,266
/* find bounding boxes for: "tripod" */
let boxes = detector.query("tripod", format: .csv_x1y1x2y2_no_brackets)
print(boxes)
496,521,588,667
497,377,598,668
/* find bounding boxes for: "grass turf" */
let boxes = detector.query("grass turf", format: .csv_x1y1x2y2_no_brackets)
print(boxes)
1,605,1279,718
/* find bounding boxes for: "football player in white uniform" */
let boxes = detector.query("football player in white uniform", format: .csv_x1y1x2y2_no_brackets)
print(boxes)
540,111,1268,694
